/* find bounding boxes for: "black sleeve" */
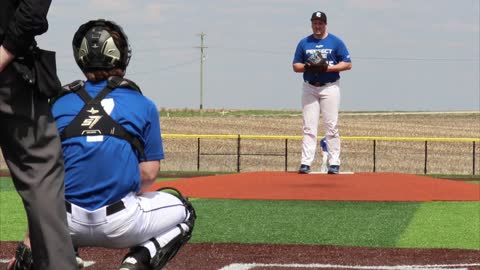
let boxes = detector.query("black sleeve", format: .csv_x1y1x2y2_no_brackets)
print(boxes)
2,0,52,56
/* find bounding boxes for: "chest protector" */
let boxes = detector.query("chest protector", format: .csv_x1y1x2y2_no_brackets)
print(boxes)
54,76,145,159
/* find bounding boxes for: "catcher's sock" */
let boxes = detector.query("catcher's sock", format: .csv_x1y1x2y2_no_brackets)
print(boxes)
76,256,85,270
74,247,84,269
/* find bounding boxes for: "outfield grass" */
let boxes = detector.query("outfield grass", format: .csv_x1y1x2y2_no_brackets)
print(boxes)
1,177,479,250
158,109,303,118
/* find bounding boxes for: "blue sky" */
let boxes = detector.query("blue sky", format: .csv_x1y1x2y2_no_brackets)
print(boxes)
37,0,479,111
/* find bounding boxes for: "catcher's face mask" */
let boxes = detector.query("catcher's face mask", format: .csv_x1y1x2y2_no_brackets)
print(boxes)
72,19,131,72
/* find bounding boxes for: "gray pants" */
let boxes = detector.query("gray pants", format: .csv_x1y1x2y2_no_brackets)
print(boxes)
0,65,77,269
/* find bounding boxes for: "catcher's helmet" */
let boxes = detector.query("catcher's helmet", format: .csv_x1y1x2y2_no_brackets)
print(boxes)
72,19,131,72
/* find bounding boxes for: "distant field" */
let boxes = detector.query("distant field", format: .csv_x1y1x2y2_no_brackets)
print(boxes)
159,110,480,138
158,111,480,174
1,111,479,174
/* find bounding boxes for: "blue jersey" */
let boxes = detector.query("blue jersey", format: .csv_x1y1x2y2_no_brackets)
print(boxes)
52,80,164,210
293,33,351,84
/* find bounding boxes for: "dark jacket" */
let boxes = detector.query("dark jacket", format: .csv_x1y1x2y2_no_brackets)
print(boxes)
0,0,52,56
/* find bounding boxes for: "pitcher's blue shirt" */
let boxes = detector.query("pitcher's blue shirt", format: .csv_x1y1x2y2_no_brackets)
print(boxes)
52,80,164,210
293,33,351,84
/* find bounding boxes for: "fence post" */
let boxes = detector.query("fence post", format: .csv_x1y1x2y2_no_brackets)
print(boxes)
373,140,376,172
424,141,428,174
285,139,288,172
197,138,200,171
473,141,476,175
237,135,241,172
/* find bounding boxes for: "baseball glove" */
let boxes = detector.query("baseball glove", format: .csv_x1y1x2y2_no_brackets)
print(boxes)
7,242,33,270
304,50,328,73
7,243,85,270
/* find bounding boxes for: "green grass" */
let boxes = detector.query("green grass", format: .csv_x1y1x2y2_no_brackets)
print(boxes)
1,177,479,250
157,171,232,177
190,199,479,249
0,177,15,191
0,178,27,240
396,202,480,249
429,174,480,181
157,110,480,118
158,109,302,117
191,199,420,247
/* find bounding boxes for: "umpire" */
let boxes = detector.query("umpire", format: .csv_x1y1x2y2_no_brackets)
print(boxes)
0,0,78,269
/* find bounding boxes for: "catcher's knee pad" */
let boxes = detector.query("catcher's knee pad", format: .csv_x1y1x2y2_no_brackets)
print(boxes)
150,188,196,270
11,242,33,270
156,187,196,231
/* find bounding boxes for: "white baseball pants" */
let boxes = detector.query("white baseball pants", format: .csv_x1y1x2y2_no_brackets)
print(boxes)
301,81,341,167
320,150,329,173
67,191,191,258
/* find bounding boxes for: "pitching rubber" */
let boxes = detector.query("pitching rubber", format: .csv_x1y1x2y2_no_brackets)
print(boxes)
309,171,354,174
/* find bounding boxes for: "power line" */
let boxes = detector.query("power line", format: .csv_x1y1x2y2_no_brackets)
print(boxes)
353,56,478,62
128,58,198,75
55,44,478,63
210,46,288,55
133,47,197,54
205,46,480,62
56,45,478,79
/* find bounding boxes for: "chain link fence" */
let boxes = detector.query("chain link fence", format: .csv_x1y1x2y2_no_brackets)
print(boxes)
1,135,477,175
160,135,480,175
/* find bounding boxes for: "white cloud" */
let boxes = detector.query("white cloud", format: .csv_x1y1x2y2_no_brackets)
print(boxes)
434,22,480,33
143,3,192,22
86,0,135,12
144,3,163,20
345,0,401,10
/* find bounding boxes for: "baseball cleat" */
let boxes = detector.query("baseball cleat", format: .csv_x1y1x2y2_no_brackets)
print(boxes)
119,247,151,270
298,164,311,174
327,165,340,174
76,256,85,269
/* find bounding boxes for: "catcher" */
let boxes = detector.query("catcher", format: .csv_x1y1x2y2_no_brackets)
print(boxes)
7,19,195,270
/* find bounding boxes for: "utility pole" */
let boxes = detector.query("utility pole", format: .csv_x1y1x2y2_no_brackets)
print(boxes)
196,32,207,110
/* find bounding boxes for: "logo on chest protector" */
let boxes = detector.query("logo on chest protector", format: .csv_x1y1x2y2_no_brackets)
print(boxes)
81,107,103,129
81,115,103,129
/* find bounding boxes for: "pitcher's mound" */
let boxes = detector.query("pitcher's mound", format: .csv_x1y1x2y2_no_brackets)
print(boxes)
151,172,479,202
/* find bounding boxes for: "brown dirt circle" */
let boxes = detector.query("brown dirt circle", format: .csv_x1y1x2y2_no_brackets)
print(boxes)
150,172,480,201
